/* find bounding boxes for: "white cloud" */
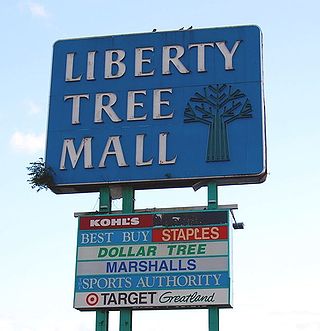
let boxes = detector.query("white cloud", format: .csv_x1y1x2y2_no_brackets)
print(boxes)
27,2,49,18
10,131,45,154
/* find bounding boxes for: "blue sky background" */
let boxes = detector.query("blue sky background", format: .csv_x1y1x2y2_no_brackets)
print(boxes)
1,1,319,330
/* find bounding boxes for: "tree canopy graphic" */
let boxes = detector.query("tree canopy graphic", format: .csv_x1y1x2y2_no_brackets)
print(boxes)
184,84,253,162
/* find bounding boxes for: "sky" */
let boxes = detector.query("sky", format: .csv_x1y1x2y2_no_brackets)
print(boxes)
1,0,320,330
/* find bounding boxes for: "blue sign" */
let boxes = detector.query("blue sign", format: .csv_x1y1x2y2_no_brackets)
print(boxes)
75,271,230,292
78,228,153,246
46,25,266,193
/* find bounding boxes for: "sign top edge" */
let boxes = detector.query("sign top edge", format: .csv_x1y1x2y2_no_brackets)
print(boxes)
53,24,262,45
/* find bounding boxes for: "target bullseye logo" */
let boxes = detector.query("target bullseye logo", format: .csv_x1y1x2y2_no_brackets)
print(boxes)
86,293,99,306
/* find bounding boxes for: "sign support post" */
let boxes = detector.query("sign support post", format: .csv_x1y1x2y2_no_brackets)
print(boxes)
208,182,219,331
95,187,134,331
119,187,134,331
96,187,111,331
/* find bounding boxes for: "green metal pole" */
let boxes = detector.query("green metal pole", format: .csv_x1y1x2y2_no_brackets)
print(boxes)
208,306,219,331
96,310,109,331
95,187,111,331
100,187,112,212
207,182,219,331
119,187,134,331
207,182,218,210
122,187,135,213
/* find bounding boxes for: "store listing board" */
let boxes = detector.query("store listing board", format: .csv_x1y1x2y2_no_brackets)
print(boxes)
74,209,232,310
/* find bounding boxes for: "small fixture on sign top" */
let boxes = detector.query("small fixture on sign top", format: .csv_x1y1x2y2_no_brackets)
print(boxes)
192,180,210,191
233,222,244,230
230,209,244,230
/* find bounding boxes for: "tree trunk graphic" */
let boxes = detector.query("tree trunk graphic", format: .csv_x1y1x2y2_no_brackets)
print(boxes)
207,115,229,161
184,84,253,162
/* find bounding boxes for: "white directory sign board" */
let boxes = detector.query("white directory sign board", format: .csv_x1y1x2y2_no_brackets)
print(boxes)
74,210,232,310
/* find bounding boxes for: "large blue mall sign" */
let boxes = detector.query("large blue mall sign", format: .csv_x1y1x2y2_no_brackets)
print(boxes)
46,25,266,193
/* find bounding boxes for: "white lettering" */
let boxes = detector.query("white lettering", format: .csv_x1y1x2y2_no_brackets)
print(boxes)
141,231,149,241
212,273,222,286
64,94,89,124
105,50,126,78
90,219,101,227
127,90,147,121
136,134,153,166
86,51,96,80
188,43,215,72
99,136,128,167
215,40,241,70
162,45,190,74
153,88,173,119
135,47,154,77
94,93,122,123
65,53,82,82
159,132,177,165
122,231,149,243
60,138,93,169
65,40,242,83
